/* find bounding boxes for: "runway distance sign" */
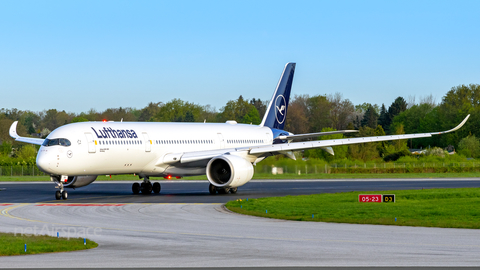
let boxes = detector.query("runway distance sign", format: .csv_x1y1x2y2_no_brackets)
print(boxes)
383,194,395,203
358,194,382,203
358,194,396,203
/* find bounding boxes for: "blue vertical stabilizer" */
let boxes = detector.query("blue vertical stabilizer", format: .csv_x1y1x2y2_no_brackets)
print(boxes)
260,62,296,130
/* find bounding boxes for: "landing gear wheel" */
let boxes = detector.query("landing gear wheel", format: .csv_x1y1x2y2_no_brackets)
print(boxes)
229,187,238,194
55,190,61,200
153,182,161,194
132,182,140,194
142,182,153,194
61,190,68,200
208,184,217,195
218,187,230,194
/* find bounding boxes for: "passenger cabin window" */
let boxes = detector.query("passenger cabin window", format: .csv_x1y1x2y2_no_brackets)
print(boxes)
42,138,71,147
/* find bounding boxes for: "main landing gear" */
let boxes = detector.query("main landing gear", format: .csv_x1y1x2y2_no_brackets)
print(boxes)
52,176,68,200
208,184,237,195
132,176,161,195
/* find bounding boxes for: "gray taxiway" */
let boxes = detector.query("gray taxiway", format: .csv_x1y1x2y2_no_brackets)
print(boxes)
0,179,479,267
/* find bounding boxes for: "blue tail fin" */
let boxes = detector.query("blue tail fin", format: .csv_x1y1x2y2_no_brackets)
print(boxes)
260,62,296,130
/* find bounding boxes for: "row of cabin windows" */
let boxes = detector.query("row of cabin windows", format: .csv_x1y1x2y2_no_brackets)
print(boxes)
99,140,142,145
227,139,264,144
97,138,266,146
156,139,213,145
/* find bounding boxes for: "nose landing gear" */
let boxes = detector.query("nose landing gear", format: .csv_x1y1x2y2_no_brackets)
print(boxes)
52,176,68,200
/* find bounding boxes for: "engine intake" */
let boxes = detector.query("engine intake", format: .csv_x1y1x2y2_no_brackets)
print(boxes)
206,155,254,188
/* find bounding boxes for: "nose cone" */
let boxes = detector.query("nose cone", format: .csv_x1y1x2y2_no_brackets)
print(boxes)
36,148,53,174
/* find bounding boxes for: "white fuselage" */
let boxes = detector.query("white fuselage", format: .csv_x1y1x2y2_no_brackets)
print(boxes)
36,121,274,177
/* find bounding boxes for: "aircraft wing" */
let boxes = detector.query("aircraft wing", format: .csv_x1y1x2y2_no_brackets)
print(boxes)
159,114,469,165
249,114,470,155
9,121,45,145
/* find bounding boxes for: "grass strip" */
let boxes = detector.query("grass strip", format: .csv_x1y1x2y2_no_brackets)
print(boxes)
0,232,98,256
226,188,480,229
1,172,479,182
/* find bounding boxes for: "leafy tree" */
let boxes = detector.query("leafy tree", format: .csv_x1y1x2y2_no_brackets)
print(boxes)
391,103,436,149
385,97,407,133
307,95,331,132
378,104,387,129
457,135,480,158
392,124,408,151
347,126,380,161
0,141,12,156
42,109,74,131
72,117,89,123
138,102,163,122
156,99,204,122
436,84,480,148
19,111,40,134
355,103,380,114
184,111,195,122
353,103,379,129
16,144,37,160
217,96,261,124
374,124,387,156
250,98,267,119
0,119,27,146
79,109,101,121
100,107,137,122
360,104,379,129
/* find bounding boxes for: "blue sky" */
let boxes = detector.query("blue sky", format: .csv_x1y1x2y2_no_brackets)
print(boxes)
1,0,479,114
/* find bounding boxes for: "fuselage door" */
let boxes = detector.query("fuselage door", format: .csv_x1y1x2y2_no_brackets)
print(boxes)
217,133,225,149
143,132,151,152
85,133,96,153
265,133,272,144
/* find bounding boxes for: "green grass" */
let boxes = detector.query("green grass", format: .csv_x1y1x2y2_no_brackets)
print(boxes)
226,188,480,229
251,172,480,179
0,232,98,256
0,172,479,182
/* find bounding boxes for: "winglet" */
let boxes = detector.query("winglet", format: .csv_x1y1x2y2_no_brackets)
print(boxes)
9,121,19,139
431,114,470,135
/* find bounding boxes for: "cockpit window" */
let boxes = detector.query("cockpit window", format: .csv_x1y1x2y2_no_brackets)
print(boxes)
42,138,71,147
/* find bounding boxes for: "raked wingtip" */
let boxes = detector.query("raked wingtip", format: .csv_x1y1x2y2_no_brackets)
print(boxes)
433,114,470,135
9,121,19,139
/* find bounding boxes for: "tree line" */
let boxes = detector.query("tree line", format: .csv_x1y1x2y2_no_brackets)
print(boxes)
1,83,479,164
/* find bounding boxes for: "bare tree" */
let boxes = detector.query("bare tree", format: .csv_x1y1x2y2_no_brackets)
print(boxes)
328,92,355,130
284,95,310,134
419,94,437,107
407,95,416,109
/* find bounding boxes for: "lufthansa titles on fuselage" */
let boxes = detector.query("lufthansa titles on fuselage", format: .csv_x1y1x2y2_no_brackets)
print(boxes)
91,127,139,139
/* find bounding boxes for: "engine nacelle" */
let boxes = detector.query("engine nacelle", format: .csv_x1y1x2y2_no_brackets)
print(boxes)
64,175,98,188
206,155,254,188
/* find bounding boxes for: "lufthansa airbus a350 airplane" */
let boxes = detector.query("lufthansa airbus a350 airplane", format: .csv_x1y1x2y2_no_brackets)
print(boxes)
10,63,470,200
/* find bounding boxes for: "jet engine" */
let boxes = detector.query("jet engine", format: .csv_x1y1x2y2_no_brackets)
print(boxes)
64,175,98,188
206,155,254,188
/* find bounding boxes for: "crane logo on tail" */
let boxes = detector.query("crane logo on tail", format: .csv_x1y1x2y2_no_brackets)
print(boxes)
275,95,287,124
